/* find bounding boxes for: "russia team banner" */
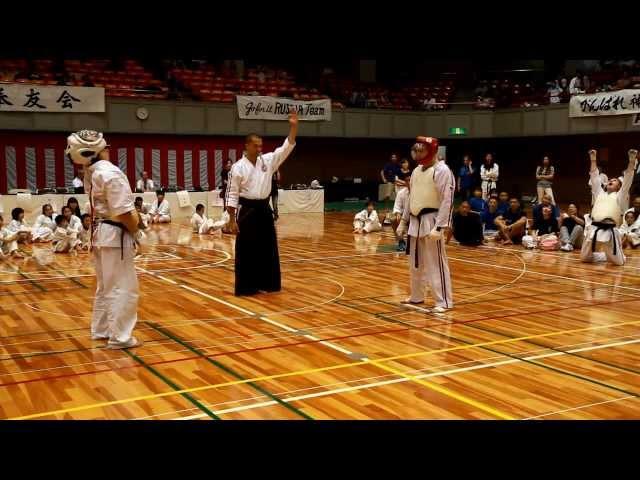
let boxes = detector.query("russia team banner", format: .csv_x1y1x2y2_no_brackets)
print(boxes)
0,83,105,112
237,95,331,121
570,89,640,118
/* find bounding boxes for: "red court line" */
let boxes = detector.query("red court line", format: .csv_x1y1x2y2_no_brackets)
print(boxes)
0,295,638,390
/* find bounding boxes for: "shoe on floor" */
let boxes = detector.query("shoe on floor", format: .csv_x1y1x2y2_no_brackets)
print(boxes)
560,244,573,252
397,240,406,251
91,334,109,341
401,298,424,305
107,337,143,350
429,306,450,314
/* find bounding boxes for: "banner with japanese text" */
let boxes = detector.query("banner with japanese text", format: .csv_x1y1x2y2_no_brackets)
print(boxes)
236,95,331,121
0,83,105,112
569,89,640,117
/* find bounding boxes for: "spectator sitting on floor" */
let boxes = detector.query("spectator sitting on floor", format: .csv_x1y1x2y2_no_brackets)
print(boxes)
620,210,640,249
533,194,560,225
625,196,640,217
447,201,484,246
149,190,171,224
533,205,560,236
469,187,487,213
353,201,382,234
497,191,510,216
481,197,501,236
559,203,585,252
495,197,527,245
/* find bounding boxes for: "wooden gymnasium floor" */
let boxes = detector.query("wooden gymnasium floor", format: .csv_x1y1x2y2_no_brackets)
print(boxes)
2,211,640,420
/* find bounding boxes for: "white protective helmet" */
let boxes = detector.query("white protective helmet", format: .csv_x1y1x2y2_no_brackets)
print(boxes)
65,130,108,166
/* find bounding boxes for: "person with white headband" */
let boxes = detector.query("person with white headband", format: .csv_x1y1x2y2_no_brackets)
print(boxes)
65,130,146,349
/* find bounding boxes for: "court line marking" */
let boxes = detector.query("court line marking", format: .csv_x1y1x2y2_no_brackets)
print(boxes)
523,396,637,419
136,267,359,360
175,336,640,420
1,275,347,349
11,317,640,420
5,295,638,381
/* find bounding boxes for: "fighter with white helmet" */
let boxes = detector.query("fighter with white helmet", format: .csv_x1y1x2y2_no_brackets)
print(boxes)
66,129,145,349
581,148,637,266
397,136,455,313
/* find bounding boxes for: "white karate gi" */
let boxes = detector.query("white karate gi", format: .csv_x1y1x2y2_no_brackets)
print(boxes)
86,159,139,347
353,209,382,233
32,214,56,241
52,226,81,253
480,163,499,201
402,161,455,309
581,164,634,265
149,199,171,223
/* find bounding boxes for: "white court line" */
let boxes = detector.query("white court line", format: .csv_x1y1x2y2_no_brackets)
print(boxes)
447,255,640,293
176,337,640,420
475,242,640,272
523,395,637,419
137,268,361,360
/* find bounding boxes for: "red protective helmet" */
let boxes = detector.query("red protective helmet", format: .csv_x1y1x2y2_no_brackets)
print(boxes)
411,136,439,166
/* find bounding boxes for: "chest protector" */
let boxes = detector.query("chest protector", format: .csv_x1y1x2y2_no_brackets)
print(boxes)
591,191,622,225
410,165,440,216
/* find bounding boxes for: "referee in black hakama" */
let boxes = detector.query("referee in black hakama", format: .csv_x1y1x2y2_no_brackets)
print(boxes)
226,111,298,296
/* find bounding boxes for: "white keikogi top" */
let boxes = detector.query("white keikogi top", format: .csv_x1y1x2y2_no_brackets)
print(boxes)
226,139,295,209
84,160,136,248
402,161,455,238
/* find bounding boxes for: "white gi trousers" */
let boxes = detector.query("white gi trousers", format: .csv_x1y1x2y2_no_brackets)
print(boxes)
408,212,453,308
91,244,139,345
580,217,625,266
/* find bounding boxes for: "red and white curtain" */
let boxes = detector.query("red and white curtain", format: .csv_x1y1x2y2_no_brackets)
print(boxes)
0,132,272,194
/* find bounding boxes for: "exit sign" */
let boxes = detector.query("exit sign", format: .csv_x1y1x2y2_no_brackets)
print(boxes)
449,127,467,136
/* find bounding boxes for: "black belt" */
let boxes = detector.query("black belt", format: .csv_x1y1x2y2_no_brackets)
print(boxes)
239,197,270,208
407,208,439,267
96,219,128,260
591,219,618,256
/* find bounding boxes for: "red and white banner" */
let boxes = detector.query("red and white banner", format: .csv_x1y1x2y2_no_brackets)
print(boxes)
0,133,273,194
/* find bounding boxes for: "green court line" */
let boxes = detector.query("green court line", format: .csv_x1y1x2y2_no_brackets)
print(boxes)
124,349,220,420
147,322,313,420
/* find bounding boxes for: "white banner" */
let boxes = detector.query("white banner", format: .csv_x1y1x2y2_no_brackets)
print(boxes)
569,89,640,117
0,83,105,112
236,95,331,121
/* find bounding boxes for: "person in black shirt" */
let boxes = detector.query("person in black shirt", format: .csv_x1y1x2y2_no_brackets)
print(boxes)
495,197,527,245
559,203,585,251
533,205,560,235
446,201,483,246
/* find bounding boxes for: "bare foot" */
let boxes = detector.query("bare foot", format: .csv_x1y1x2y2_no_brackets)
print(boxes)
502,239,513,246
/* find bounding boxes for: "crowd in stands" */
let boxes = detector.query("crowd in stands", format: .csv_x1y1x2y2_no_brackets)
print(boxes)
4,57,636,111
474,59,640,110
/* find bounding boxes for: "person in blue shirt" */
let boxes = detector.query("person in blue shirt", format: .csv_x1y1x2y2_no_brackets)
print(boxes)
497,191,510,216
481,197,500,232
469,187,487,213
457,154,475,200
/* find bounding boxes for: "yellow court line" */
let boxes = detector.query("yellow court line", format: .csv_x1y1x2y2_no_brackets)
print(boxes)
367,360,514,420
10,318,640,420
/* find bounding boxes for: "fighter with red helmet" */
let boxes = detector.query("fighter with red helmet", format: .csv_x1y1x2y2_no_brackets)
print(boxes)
397,136,455,313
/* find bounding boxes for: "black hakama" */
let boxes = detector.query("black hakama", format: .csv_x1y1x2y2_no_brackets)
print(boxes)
234,197,281,295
